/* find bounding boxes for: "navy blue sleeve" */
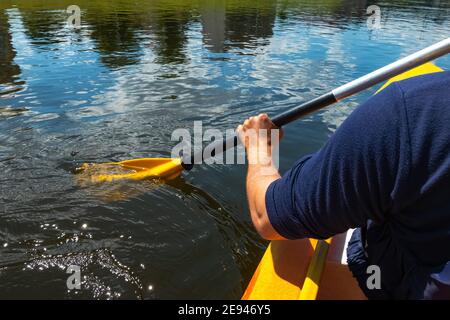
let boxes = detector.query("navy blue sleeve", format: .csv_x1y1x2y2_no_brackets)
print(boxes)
266,83,412,239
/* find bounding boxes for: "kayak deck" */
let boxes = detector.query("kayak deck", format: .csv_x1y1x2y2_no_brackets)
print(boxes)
242,232,365,300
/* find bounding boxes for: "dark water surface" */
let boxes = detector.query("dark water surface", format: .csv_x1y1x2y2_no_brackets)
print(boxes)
0,0,449,299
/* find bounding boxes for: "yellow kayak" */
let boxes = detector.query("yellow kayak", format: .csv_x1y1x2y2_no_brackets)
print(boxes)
242,62,444,300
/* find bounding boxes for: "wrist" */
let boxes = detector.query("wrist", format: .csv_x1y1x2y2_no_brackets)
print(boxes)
247,162,280,183
247,154,279,178
246,141,273,164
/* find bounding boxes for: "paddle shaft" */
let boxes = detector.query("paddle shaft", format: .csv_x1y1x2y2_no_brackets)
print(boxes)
182,37,450,168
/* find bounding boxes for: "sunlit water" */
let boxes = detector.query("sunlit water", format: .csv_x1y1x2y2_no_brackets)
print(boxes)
0,0,449,299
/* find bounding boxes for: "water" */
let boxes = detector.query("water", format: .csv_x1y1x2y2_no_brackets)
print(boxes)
0,0,449,299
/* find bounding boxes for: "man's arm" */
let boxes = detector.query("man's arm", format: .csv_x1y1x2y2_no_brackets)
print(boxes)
237,113,286,240
236,84,406,240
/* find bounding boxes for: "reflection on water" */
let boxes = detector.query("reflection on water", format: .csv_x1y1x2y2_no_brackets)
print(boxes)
0,9,22,95
0,0,449,299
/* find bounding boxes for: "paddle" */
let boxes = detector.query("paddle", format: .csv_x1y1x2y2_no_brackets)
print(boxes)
81,37,450,183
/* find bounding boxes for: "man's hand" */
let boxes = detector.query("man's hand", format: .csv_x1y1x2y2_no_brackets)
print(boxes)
236,114,286,240
236,113,283,165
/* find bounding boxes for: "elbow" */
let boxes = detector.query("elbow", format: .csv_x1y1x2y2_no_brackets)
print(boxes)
257,228,275,241
251,209,281,240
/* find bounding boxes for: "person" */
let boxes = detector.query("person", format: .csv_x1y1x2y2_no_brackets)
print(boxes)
236,71,450,300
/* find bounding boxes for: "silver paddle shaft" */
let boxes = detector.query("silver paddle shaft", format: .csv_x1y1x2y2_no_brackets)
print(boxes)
183,37,450,167
332,37,450,100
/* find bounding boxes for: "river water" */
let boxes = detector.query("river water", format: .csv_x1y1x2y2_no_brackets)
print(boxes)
0,0,449,299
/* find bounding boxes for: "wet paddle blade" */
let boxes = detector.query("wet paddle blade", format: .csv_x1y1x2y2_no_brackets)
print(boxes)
75,158,183,183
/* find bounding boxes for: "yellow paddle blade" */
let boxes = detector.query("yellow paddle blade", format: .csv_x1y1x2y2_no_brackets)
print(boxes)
75,158,183,183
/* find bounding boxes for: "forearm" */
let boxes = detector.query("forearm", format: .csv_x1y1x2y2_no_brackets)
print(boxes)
237,113,286,240
246,160,284,240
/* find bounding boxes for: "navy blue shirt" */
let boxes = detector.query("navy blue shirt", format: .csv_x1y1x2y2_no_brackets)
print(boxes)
266,71,450,299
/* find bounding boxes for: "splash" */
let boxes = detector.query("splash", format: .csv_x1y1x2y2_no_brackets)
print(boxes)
24,248,143,299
